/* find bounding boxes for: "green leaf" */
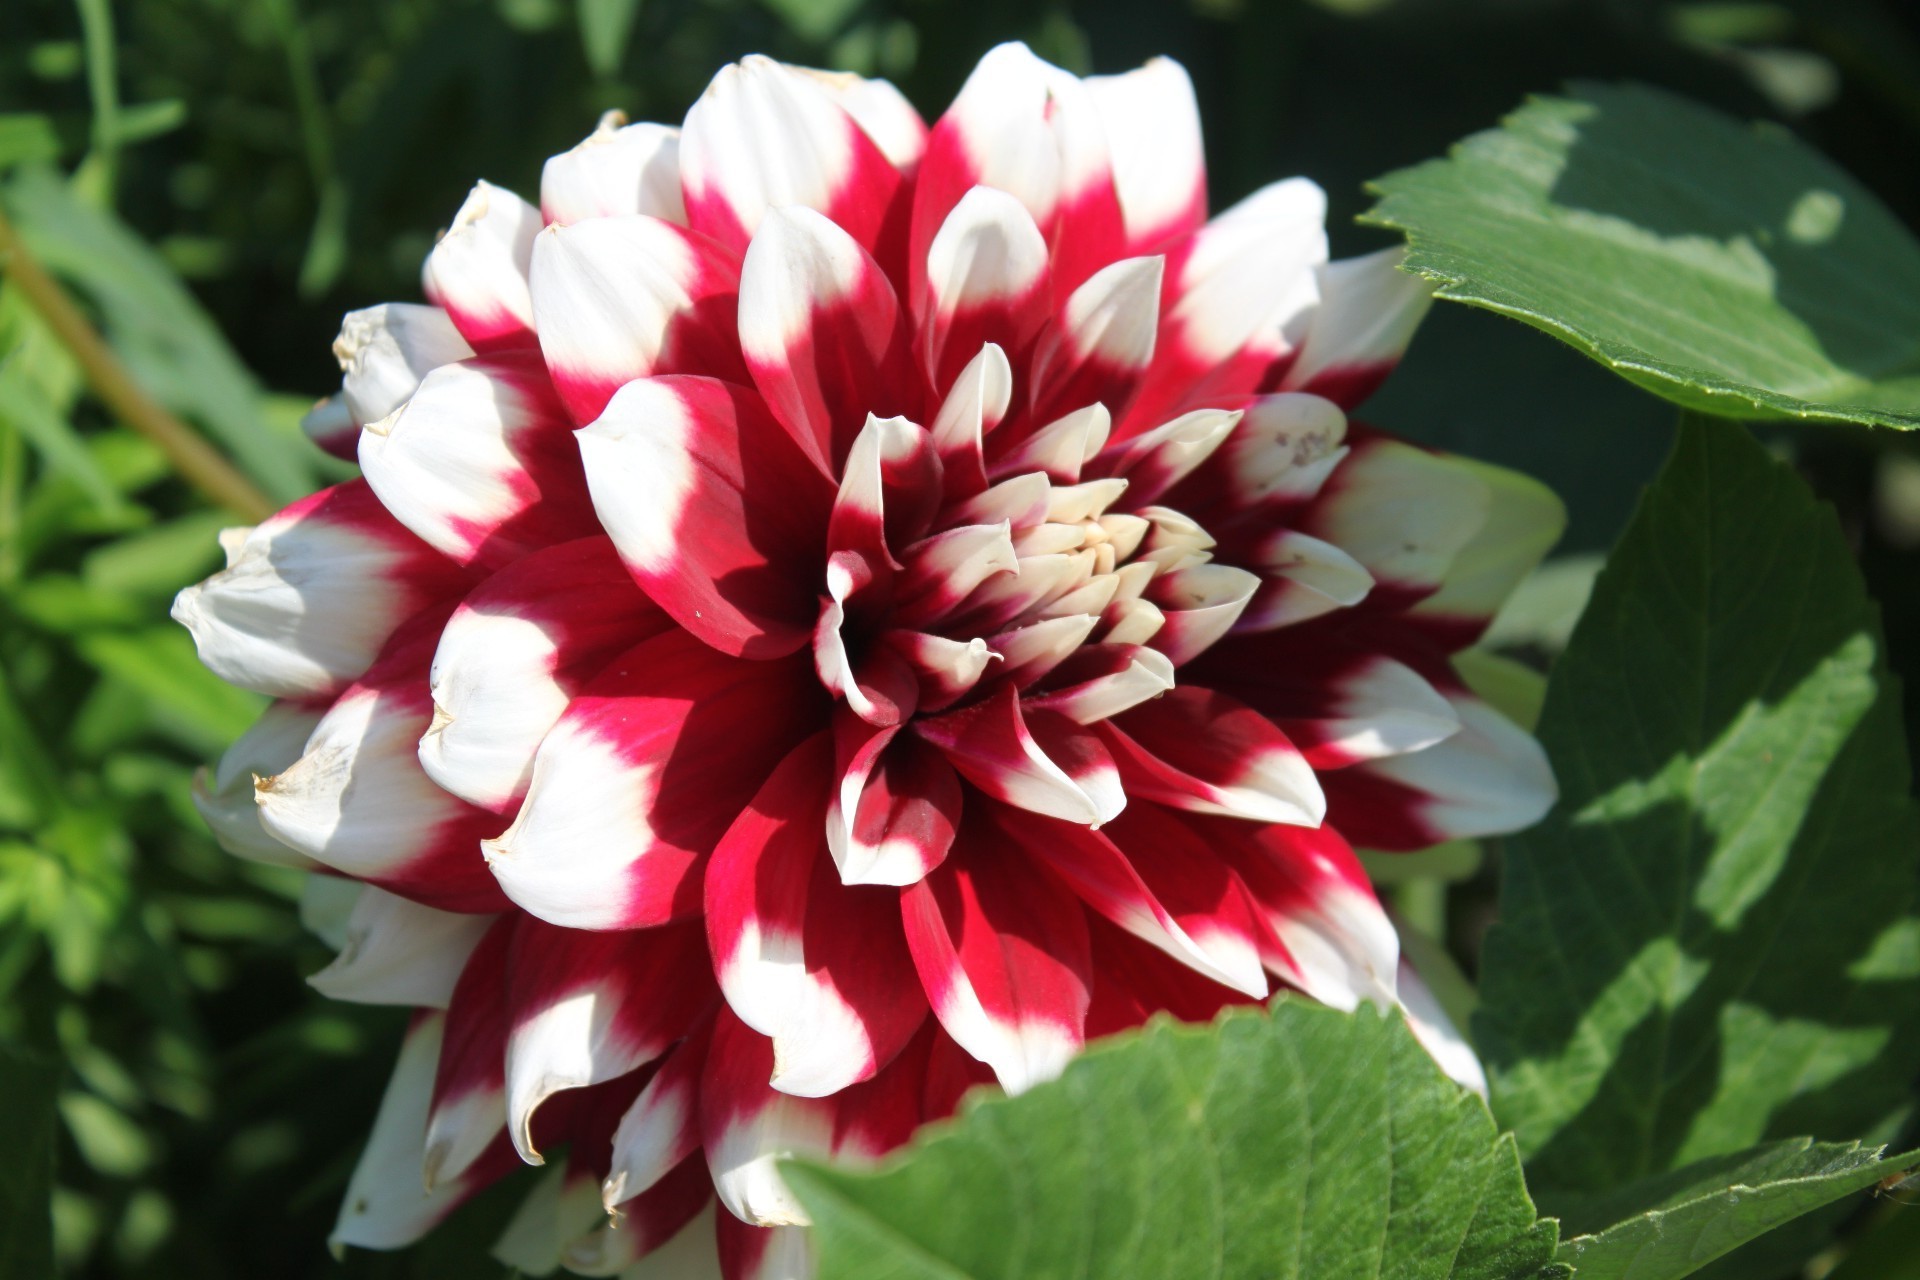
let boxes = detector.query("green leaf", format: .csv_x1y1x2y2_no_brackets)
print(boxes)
1554,1139,1917,1280
784,1000,1566,1280
1363,83,1920,429
73,628,264,751
0,115,61,170
1474,418,1920,1202
579,0,644,77
0,1044,57,1278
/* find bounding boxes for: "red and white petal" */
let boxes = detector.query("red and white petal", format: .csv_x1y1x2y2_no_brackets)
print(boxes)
1026,644,1175,725
1123,178,1327,433
605,1016,713,1210
825,412,940,583
330,1013,476,1252
621,1202,727,1280
307,885,495,1008
1001,812,1267,997
737,207,918,472
928,342,1012,500
1221,821,1400,1010
300,396,356,460
826,723,961,886
566,1158,713,1276
901,825,1092,1093
254,620,507,913
1029,255,1163,426
919,186,1051,393
913,684,1123,826
529,216,745,424
1407,458,1566,644
332,303,474,427
717,1215,812,1280
1298,436,1492,602
707,735,927,1095
1397,958,1487,1097
1238,530,1374,631
541,115,686,226
422,181,541,351
421,537,670,812
579,376,830,659
909,43,1064,298
881,630,995,711
192,699,326,866
504,917,713,1162
681,56,906,257
1089,407,1237,504
893,521,1018,626
700,1010,838,1227
171,481,473,699
423,917,512,1190
1085,57,1206,253
1102,687,1324,826
1146,562,1260,665
1207,649,1461,771
992,403,1110,484
358,356,597,569
1279,247,1434,408
800,70,928,173
484,634,820,930
1328,691,1555,849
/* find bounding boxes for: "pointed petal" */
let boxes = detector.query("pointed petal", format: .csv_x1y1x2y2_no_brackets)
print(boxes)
901,820,1091,1093
717,1213,813,1280
707,734,927,1096
484,634,822,929
171,481,474,699
605,1014,713,1209
1003,813,1269,997
529,215,745,424
1298,435,1492,602
330,1013,476,1251
565,1157,712,1276
332,303,474,427
682,56,906,259
1407,457,1566,645
578,376,831,659
492,1162,608,1274
1102,686,1324,826
1145,562,1260,665
919,186,1051,394
1209,650,1463,770
1396,958,1488,1097
912,684,1123,826
504,917,714,1162
1216,819,1400,1010
1326,691,1556,848
1280,248,1434,407
541,115,686,226
1085,57,1206,253
254,615,508,913
737,206,919,473
359,355,598,569
308,885,495,1008
1029,255,1163,426
193,699,326,866
424,917,512,1189
421,537,670,812
826,720,961,886
422,181,541,350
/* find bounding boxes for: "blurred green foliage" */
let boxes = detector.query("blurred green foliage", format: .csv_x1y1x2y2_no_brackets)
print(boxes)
1,0,1917,1276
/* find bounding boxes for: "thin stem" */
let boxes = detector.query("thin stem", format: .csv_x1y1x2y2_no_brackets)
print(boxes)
0,207,274,521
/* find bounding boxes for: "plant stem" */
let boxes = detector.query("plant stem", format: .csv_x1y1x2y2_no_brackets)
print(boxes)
0,207,273,521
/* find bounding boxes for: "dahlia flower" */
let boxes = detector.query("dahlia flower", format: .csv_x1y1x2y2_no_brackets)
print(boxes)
177,41,1560,1279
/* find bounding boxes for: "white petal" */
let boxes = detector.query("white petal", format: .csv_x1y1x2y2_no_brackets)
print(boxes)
540,114,685,225
192,700,325,866
421,181,540,344
330,1013,468,1252
491,1164,605,1276
1085,57,1205,247
307,886,494,1008
1282,247,1435,394
333,303,474,427
1170,178,1327,364
1363,693,1558,840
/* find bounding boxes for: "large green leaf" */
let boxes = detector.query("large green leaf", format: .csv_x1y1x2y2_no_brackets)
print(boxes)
1554,1139,1917,1279
1363,83,1920,429
1475,417,1920,1203
784,1000,1566,1280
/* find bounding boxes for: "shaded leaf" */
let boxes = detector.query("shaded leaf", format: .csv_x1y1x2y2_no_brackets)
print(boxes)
0,1044,57,1279
1364,83,1920,429
1474,418,1920,1219
785,1000,1566,1280
1555,1139,1917,1280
